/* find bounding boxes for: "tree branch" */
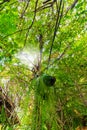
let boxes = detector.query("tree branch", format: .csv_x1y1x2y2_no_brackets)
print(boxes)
47,0,64,67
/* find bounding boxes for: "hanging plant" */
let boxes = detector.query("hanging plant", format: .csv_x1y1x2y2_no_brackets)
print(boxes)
32,74,56,130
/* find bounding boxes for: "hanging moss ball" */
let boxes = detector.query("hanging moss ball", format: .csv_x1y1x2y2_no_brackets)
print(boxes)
42,74,56,87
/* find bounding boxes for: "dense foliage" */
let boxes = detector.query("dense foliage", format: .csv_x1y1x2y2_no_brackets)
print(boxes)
0,0,87,129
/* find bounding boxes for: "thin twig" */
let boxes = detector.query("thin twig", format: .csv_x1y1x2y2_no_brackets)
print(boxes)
35,0,56,12
43,44,70,72
24,0,38,46
50,44,69,65
20,0,30,19
35,4,52,12
65,0,78,15
2,28,30,39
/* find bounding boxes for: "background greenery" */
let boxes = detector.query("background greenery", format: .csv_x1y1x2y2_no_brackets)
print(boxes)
0,0,87,129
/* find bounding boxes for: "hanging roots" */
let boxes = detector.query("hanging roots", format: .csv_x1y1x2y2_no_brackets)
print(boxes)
0,87,19,125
